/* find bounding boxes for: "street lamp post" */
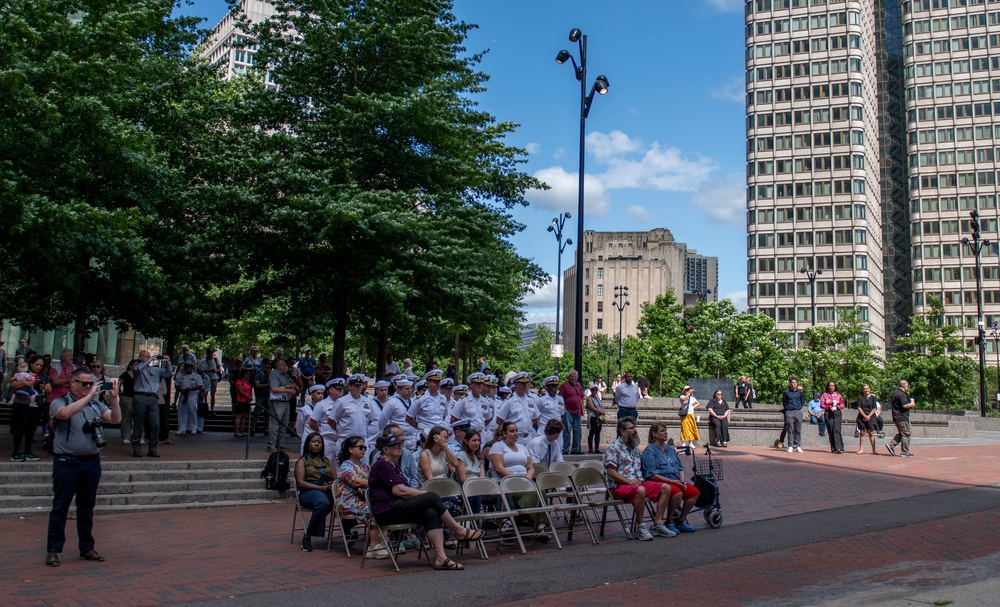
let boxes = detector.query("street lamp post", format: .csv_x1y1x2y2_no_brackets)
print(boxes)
990,321,1000,409
800,267,823,327
613,285,630,374
548,213,572,374
963,210,990,417
556,29,609,377
695,288,713,303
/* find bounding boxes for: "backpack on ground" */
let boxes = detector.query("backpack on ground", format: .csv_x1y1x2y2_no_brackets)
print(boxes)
261,451,290,492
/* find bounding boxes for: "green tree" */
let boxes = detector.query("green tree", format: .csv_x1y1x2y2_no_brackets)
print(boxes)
790,308,882,399
887,296,977,409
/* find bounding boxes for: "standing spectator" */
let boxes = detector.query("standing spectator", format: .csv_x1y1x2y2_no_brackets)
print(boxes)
706,389,731,447
175,344,196,371
74,351,90,373
782,377,805,453
197,348,222,416
296,348,317,392
559,370,584,455
16,338,30,359
745,378,756,409
494,373,539,445
594,375,607,399
478,357,488,372
233,369,253,437
309,378,346,456
856,384,879,455
406,370,449,440
807,392,826,437
267,359,297,452
45,369,121,567
314,353,334,386
9,355,50,462
614,371,640,422
49,349,75,403
250,360,272,437
242,347,263,370
820,381,847,453
329,374,372,453
603,418,673,541
381,375,417,449
611,374,623,394
449,372,489,431
117,362,136,443
130,351,172,458
402,358,415,378
174,362,201,435
445,361,457,381
585,381,605,454
535,376,565,441
678,385,701,453
384,353,400,379
297,384,326,454
735,376,751,409
885,380,916,457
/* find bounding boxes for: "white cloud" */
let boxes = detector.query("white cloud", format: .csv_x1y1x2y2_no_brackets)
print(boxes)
626,205,651,223
723,290,748,312
586,130,642,162
528,166,611,216
525,142,541,155
522,311,557,325
689,173,746,223
710,76,745,103
704,0,743,12
520,275,560,308
553,147,565,160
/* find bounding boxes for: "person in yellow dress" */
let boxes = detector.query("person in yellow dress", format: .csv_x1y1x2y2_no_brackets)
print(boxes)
678,385,701,453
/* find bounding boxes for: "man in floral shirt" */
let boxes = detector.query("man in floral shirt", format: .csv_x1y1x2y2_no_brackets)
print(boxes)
603,418,674,541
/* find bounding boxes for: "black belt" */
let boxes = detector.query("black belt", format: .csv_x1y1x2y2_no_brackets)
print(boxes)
54,453,100,461
135,391,156,396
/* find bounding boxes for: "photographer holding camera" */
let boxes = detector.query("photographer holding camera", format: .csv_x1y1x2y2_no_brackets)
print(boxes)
45,368,121,567
129,350,173,458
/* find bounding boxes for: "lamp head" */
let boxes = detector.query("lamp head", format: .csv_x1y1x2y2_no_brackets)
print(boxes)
555,49,571,64
566,238,573,245
548,225,555,232
962,237,971,245
564,212,571,219
568,28,582,42
799,267,806,274
816,268,823,276
594,75,609,95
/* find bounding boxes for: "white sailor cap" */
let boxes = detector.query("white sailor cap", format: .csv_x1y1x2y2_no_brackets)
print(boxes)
467,372,485,384
512,372,532,384
326,378,346,389
347,373,369,386
374,380,391,389
308,384,326,394
440,377,455,388
543,375,560,386
498,386,512,395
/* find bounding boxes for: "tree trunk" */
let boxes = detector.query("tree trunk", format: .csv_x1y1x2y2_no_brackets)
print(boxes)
359,336,367,375
73,306,88,353
376,321,388,380
333,300,348,375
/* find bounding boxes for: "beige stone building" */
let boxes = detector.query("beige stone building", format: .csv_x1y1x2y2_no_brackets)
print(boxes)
562,229,719,356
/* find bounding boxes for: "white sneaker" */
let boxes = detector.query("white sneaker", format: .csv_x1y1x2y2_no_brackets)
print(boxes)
795,446,803,453
635,523,653,541
368,542,389,559
141,439,146,445
122,438,130,445
787,446,794,453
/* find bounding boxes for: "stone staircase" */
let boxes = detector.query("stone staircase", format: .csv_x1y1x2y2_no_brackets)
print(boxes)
0,459,285,520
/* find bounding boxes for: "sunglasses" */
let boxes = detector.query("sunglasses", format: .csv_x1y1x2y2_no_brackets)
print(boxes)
352,444,367,451
74,380,95,387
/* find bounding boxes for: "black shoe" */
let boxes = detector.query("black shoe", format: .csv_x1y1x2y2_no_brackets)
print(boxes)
24,452,41,461
132,452,143,458
885,444,896,456
46,552,60,567
571,450,583,455
80,550,105,562
301,536,313,552
901,452,914,458
147,452,160,458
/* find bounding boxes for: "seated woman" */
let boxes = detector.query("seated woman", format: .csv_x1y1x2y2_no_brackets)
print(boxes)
369,434,484,570
336,435,376,554
488,422,546,542
417,425,460,484
706,390,732,447
455,429,485,513
294,432,334,552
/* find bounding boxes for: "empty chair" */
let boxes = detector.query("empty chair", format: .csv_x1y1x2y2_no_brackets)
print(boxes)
462,477,526,555
550,461,578,476
571,465,632,540
421,477,484,559
535,471,597,545
499,475,562,549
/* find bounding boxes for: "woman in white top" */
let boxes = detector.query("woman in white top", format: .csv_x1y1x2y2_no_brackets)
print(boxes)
455,429,486,513
417,425,460,484
488,422,535,481
679,385,701,453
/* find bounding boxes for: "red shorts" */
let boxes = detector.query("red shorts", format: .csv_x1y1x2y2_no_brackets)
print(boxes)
667,482,700,500
611,481,664,503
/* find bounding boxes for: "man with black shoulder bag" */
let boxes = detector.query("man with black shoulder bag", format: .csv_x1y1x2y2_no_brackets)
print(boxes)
45,368,121,568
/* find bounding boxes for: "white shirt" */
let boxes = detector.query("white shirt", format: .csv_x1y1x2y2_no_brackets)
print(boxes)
331,393,372,446
380,395,418,449
496,392,539,445
534,392,565,438
450,394,489,430
489,440,529,480
527,434,564,467
296,402,314,455
309,397,338,453
407,390,449,431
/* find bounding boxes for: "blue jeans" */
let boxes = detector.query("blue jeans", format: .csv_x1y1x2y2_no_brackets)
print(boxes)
562,412,582,454
298,489,332,537
47,455,102,553
809,415,826,436
617,407,638,423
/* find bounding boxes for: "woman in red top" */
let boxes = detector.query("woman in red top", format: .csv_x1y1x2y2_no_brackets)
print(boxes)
234,370,253,437
819,381,846,453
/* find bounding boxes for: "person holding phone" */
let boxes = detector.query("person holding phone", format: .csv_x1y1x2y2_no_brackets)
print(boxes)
129,351,173,458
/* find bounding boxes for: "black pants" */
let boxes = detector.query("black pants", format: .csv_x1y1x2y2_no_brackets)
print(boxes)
375,493,447,532
825,409,844,452
588,416,603,451
47,454,101,554
11,403,40,454
710,416,730,443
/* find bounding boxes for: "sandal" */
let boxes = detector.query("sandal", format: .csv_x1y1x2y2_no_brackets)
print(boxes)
432,557,464,571
444,540,457,550
460,528,485,542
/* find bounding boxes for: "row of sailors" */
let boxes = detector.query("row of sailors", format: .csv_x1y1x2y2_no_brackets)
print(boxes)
295,369,567,455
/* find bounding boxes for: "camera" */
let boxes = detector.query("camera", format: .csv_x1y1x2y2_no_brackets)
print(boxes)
83,418,107,448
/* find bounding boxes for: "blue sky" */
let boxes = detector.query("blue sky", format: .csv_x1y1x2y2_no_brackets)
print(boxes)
179,0,750,323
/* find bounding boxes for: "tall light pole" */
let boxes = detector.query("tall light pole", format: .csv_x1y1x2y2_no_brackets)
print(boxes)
963,210,990,417
613,285,630,374
990,321,1000,410
800,267,823,327
548,212,572,374
556,29,609,377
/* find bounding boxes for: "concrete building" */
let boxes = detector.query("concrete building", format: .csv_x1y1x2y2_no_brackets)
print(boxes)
519,322,557,350
198,0,276,83
562,228,719,356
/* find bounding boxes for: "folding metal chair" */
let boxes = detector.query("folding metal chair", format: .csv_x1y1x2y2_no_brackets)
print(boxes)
499,475,562,549
462,477,527,555
579,460,606,473
550,461,578,476
290,492,332,545
532,463,549,475
571,466,633,540
360,490,429,572
329,481,368,557
535,471,597,545
421,477,485,559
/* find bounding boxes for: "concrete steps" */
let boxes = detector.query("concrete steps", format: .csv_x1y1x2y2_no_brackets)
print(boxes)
0,459,286,520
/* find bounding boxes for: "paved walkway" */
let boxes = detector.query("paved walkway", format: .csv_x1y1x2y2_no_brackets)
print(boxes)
3,440,1000,607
